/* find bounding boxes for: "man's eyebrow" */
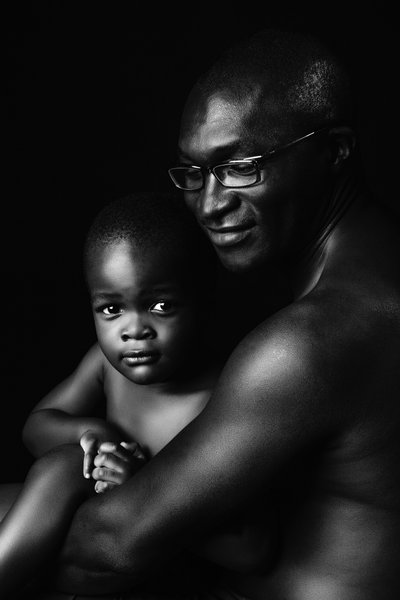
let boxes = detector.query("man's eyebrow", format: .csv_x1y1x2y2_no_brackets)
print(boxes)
177,140,246,163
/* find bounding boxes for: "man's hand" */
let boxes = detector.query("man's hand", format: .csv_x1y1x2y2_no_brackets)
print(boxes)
92,441,147,493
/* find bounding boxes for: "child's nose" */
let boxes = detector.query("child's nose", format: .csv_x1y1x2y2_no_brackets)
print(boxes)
121,315,155,341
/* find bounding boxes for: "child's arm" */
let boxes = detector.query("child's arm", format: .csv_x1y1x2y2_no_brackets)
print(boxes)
0,445,92,598
22,344,122,459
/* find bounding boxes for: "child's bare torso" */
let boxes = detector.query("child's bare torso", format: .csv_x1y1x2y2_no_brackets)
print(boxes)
102,362,213,457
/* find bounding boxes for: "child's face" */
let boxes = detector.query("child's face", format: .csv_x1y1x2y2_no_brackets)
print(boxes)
87,240,202,385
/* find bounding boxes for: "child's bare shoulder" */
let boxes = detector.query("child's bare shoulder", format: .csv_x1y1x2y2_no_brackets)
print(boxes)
76,343,107,382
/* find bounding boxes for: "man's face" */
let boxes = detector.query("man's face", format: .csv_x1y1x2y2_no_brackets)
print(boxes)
178,92,331,272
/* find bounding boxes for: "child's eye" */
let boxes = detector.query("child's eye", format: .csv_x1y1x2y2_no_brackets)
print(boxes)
150,301,174,314
97,305,122,316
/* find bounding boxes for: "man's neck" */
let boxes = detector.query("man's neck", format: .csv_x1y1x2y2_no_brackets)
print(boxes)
289,169,364,300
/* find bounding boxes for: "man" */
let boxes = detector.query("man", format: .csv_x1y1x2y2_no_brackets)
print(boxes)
39,29,400,599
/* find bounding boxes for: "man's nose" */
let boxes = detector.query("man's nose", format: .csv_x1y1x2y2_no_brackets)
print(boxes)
121,314,155,341
196,173,240,221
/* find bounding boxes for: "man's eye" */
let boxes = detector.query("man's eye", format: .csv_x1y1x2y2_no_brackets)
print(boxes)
228,162,257,176
101,305,122,316
150,301,174,314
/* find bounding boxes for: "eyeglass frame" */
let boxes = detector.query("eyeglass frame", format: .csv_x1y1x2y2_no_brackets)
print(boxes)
168,126,330,191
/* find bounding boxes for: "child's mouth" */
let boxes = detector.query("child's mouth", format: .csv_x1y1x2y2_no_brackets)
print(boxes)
122,350,160,366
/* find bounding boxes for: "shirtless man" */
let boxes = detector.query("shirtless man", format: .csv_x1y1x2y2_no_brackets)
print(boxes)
25,29,400,599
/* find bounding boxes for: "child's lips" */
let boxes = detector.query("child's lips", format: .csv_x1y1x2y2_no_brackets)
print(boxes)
122,350,160,365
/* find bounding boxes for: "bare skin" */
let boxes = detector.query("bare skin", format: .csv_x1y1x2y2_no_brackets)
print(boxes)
221,197,400,600
0,239,274,598
45,84,400,600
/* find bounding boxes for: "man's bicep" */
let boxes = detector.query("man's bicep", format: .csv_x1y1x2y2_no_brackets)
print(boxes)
133,325,345,524
58,350,270,583
78,338,330,558
60,329,346,582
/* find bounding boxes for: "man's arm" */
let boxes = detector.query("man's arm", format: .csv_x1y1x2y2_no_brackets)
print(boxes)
191,496,279,574
22,344,122,457
54,308,357,595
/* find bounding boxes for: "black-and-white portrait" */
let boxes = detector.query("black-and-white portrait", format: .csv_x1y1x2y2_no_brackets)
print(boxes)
2,5,399,599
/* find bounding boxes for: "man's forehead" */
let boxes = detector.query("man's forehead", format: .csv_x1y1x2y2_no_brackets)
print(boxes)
181,90,255,131
179,88,282,159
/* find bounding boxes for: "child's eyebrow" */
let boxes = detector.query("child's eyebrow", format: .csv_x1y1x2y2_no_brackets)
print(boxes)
91,292,123,301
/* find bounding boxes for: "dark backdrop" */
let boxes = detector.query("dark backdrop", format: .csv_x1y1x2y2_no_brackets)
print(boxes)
2,4,398,481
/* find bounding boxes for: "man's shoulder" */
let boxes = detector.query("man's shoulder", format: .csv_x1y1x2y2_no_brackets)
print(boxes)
211,297,355,447
236,290,355,361
222,285,398,403
219,299,331,401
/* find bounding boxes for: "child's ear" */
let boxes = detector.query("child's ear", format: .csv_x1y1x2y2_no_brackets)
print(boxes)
327,126,356,170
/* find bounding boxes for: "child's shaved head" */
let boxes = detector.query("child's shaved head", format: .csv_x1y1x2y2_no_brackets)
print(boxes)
84,192,216,292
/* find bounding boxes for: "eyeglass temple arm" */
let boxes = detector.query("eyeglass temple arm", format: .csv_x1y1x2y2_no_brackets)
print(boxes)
257,127,329,163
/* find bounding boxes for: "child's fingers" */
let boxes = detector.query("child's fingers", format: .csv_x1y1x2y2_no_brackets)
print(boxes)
94,481,116,494
97,442,127,460
94,480,108,493
97,441,119,454
94,451,126,473
83,451,95,479
92,466,123,485
98,441,146,462
80,431,98,453
120,441,146,460
80,434,99,479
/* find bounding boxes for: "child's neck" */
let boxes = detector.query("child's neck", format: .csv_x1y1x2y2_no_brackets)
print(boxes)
144,361,219,397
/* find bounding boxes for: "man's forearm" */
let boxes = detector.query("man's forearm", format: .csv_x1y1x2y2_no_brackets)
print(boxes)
54,556,135,596
53,484,145,594
52,448,199,594
54,491,214,597
50,382,281,594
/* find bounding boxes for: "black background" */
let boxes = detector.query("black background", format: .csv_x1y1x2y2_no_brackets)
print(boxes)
2,3,398,481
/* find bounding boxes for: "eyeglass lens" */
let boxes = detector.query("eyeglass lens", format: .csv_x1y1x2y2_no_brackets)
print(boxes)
170,162,259,190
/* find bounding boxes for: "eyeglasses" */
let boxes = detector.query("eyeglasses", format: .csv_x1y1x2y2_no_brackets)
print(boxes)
168,127,328,191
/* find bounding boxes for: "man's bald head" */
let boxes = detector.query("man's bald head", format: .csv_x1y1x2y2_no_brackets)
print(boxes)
184,29,355,145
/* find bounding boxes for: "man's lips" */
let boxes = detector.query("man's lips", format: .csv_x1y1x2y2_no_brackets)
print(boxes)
204,223,255,247
122,350,160,365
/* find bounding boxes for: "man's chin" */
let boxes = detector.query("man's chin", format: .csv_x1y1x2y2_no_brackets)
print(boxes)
212,234,278,273
215,246,260,273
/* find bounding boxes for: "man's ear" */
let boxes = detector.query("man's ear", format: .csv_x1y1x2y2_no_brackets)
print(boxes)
327,126,356,169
